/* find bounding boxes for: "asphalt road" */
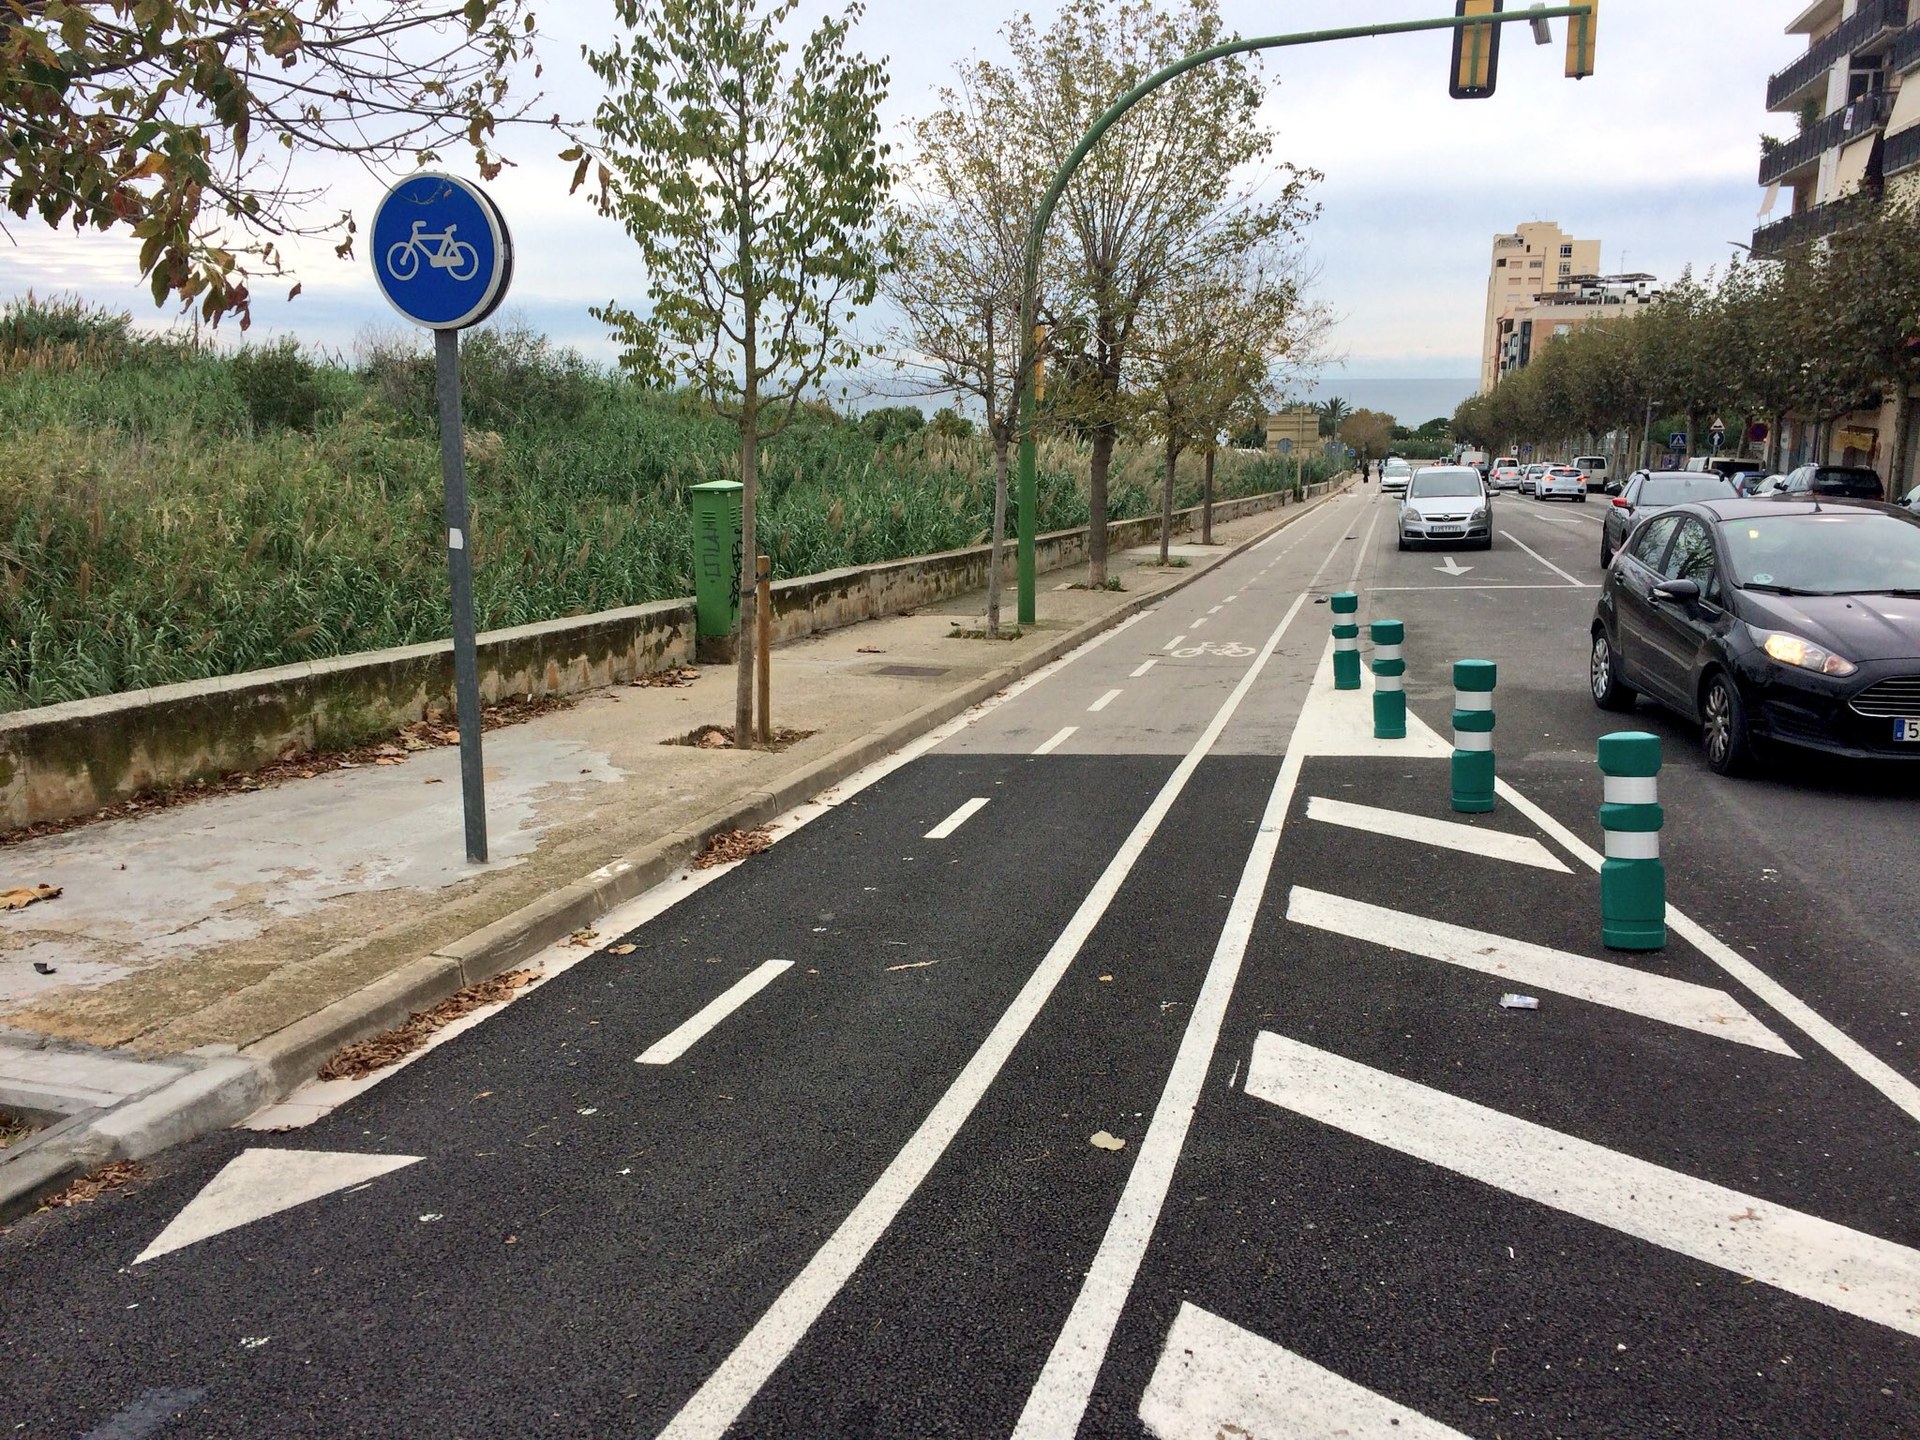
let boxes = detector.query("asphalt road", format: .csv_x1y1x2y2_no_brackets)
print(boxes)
5,484,1919,1439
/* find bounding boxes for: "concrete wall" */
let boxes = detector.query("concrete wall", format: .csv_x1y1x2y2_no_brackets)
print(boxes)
0,488,1310,832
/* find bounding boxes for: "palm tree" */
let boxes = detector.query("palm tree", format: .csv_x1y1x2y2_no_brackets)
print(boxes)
1316,396,1351,437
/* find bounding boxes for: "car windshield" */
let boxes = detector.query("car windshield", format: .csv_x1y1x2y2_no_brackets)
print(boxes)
1408,472,1483,499
1641,476,1736,506
1384,462,1411,474
1723,513,1920,594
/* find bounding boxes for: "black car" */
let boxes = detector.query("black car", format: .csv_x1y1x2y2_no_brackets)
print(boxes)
1590,499,1920,774
1773,464,1886,501
1599,471,1737,568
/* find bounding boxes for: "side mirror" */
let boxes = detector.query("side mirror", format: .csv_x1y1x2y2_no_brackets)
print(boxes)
1652,578,1701,604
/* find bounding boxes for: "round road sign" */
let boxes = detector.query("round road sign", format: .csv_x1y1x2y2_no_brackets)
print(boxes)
371,173,512,331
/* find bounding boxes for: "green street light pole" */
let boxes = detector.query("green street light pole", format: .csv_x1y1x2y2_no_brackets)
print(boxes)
1013,4,1596,624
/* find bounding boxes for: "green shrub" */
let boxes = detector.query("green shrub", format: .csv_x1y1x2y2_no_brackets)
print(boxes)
231,340,339,432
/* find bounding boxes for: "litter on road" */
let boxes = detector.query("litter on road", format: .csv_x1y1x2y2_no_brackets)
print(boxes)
1500,994,1541,1011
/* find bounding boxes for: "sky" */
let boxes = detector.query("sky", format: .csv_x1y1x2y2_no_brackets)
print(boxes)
2,1,1795,413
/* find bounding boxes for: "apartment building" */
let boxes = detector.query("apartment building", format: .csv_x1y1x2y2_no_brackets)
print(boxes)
1756,0,1920,475
1479,222,1602,392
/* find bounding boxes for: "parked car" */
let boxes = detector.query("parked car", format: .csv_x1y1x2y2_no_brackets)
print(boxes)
1599,471,1738,567
1903,482,1920,516
1770,463,1886,502
1398,465,1494,551
1572,455,1611,492
1589,498,1920,774
1730,470,1774,497
1491,457,1523,490
1381,458,1414,494
1684,456,1759,483
1518,462,1549,496
1749,473,1790,497
1538,465,1588,502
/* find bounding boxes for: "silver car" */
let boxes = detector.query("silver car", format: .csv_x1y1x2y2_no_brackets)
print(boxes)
1381,459,1414,494
1398,465,1493,551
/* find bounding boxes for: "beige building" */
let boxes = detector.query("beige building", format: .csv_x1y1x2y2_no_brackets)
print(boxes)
1756,0,1920,481
1479,222,1601,393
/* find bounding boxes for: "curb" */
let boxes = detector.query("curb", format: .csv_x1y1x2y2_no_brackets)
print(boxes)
0,481,1353,1217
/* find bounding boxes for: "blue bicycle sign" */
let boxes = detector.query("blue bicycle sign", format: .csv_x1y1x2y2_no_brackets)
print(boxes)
370,173,512,331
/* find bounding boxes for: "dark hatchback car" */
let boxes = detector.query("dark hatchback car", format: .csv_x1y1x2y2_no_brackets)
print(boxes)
1590,499,1920,774
1599,471,1738,568
1773,464,1886,501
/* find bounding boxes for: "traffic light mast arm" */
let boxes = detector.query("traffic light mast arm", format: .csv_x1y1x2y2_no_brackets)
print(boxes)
1012,3,1595,624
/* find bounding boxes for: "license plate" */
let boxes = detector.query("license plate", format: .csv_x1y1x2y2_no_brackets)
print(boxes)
1430,525,1463,536
1897,718,1920,742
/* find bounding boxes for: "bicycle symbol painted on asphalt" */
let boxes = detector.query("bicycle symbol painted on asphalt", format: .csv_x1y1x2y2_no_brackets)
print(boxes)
384,220,480,283
1170,641,1254,659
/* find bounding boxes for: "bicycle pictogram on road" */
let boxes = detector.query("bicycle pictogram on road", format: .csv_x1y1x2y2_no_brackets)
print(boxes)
1171,640,1255,659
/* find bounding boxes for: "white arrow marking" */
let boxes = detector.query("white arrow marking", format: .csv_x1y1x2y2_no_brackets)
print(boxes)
135,1149,421,1264
1434,555,1473,577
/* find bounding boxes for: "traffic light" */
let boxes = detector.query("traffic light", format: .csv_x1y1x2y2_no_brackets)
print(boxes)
1449,0,1502,100
1566,0,1597,79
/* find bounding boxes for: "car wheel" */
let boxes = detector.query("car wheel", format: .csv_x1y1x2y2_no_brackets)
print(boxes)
1479,536,1494,551
1590,629,1636,712
1701,671,1755,777
1397,536,1409,552
1577,495,1588,504
1599,536,1614,568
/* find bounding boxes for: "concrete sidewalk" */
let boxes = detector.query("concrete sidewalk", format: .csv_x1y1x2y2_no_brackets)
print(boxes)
0,488,1349,1211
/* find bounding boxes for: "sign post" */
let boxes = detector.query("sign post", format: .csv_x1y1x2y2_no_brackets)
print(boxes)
1709,417,1726,453
371,173,513,863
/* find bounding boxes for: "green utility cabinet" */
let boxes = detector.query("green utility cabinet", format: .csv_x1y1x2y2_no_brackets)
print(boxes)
690,481,744,652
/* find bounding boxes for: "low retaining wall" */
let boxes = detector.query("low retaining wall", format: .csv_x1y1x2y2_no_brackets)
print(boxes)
1,486,1320,831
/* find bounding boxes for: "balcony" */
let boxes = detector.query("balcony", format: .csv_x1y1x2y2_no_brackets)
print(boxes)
1893,21,1920,73
1886,120,1920,176
1760,91,1892,184
1768,0,1910,112
1751,202,1854,259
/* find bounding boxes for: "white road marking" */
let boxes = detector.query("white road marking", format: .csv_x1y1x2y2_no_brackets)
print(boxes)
1165,635,1186,651
1033,726,1077,756
660,533,1348,1440
1245,1031,1920,1338
1291,642,1451,759
1130,659,1158,679
1433,556,1472,577
1191,617,1208,628
1285,887,1795,1055
1088,689,1123,713
1140,1302,1471,1440
136,1150,420,1265
1501,530,1594,587
1304,795,1569,872
1495,778,1920,1125
924,797,989,840
1370,583,1594,592
1208,605,1223,614
1223,594,1238,602
636,960,794,1066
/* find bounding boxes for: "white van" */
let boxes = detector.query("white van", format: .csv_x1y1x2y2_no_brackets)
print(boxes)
1572,455,1610,490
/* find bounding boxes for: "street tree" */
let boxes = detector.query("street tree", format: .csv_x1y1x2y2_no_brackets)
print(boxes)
1339,408,1394,472
1316,395,1351,437
988,0,1317,585
885,59,1050,637
587,0,896,748
2,0,550,325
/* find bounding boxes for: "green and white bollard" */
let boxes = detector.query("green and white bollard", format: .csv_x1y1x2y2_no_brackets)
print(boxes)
1599,731,1666,951
1452,659,1497,814
1332,592,1361,690
1370,619,1406,740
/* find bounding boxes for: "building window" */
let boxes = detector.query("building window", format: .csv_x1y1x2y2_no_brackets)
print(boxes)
1496,258,1507,268
1559,262,1572,277
1529,259,1543,268
1560,244,1573,257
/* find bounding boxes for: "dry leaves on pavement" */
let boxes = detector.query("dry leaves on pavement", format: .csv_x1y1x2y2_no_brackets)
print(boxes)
631,667,700,688
40,1161,148,1210
318,970,540,1081
693,826,776,869
0,884,61,911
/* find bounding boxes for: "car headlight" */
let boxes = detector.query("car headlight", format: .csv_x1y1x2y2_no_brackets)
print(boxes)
1471,506,1488,521
1755,628,1858,677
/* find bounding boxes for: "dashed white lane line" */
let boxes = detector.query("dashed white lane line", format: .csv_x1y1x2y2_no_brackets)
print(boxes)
1496,779,1920,1126
636,960,794,1066
924,797,989,840
1088,689,1123,713
1223,595,1238,602
1500,530,1595,588
1284,887,1795,1055
1131,659,1158,679
1165,635,1187,651
1033,726,1077,755
1140,1302,1471,1440
1304,795,1569,872
1207,605,1223,614
1191,617,1208,628
1244,1031,1920,1340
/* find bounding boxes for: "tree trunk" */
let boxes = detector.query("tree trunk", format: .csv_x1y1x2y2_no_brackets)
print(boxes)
1201,447,1215,544
1888,379,1913,499
1088,422,1113,586
986,429,1010,639
735,394,758,750
1158,433,1176,565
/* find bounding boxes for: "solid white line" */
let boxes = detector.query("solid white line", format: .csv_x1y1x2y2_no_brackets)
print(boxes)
1088,688,1123,713
1304,795,1570,872
1139,1302,1471,1440
1014,579,1352,1438
1501,530,1594,587
1165,635,1187,651
1285,887,1794,1055
1131,659,1158,679
924,797,989,840
1033,726,1077,756
656,555,1339,1440
1245,1031,1920,1338
1495,778,1920,1125
636,960,794,1066
1370,584,1596,592
1344,498,1385,589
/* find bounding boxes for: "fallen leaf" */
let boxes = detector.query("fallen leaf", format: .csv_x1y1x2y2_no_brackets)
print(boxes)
857,645,885,654
1089,1131,1127,1152
885,959,939,973
1098,974,1113,983
693,826,775,869
0,884,62,911
373,757,406,767
608,943,637,956
317,970,539,1080
423,777,444,785
566,929,601,947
